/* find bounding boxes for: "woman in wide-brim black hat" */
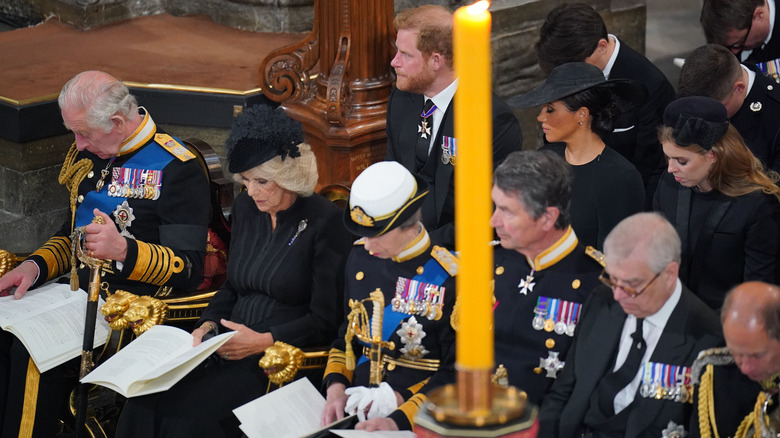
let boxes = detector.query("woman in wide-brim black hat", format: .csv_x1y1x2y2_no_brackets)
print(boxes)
508,62,646,249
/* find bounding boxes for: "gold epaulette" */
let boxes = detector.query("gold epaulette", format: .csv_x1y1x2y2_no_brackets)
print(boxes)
431,245,458,276
585,246,606,267
691,347,733,384
155,133,195,162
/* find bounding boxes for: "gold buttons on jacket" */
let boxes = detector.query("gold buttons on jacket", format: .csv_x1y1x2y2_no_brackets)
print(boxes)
87,171,95,179
77,195,84,203
356,272,364,280
572,279,581,289
495,266,504,275
534,367,543,374
546,339,555,349
416,266,424,275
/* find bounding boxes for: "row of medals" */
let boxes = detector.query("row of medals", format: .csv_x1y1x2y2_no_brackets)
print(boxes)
391,285,444,321
532,313,576,337
108,182,161,200
640,380,693,403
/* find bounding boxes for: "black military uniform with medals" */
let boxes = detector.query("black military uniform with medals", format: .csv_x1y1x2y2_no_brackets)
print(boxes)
493,227,601,405
731,63,780,172
28,108,209,296
690,347,779,438
323,163,456,430
0,108,209,438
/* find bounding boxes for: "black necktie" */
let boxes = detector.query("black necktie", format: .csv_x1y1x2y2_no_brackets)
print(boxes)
416,99,437,168
597,318,646,415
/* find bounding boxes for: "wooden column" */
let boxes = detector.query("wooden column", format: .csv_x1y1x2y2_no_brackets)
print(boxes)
259,0,395,190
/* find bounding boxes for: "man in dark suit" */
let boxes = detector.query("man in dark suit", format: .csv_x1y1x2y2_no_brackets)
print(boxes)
678,43,780,172
535,2,674,205
539,212,723,438
701,0,780,65
386,5,523,248
689,281,780,438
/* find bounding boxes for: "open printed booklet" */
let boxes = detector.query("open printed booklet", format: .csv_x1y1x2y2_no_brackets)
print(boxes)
0,282,110,372
233,378,413,438
81,324,235,398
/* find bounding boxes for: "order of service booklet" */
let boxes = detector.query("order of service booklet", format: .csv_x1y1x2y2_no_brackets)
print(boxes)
81,324,235,398
0,282,111,372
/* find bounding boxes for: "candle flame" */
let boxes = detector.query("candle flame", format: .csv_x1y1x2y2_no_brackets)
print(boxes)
467,0,490,14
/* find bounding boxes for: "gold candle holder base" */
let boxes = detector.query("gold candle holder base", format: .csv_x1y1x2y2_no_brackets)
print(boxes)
416,394,537,438
424,381,528,427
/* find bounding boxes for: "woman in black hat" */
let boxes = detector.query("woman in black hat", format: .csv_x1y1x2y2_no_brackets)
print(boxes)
508,62,645,249
116,105,353,437
654,96,780,310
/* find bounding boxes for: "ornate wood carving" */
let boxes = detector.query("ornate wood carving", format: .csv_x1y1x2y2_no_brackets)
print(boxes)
259,0,396,189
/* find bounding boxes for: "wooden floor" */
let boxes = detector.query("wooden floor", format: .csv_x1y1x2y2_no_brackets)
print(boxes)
0,14,305,104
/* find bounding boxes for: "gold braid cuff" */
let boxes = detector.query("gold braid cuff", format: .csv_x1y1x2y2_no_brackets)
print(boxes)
399,393,427,427
19,358,40,438
324,348,353,382
127,241,184,285
30,236,71,280
405,377,430,396
58,142,92,233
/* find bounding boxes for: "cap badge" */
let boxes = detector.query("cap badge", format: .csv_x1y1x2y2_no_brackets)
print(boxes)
350,206,375,227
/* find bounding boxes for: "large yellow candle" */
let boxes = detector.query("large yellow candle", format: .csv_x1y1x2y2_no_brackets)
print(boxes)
454,0,493,371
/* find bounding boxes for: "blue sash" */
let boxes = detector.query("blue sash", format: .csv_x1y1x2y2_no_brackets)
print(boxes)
358,256,449,365
75,142,174,228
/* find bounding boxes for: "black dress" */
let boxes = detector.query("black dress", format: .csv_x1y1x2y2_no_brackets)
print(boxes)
115,191,353,438
542,143,645,249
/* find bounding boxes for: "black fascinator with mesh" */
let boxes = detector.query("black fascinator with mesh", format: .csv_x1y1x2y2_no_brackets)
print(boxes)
226,104,304,174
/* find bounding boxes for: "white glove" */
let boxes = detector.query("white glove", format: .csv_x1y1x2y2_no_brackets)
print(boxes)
344,382,398,421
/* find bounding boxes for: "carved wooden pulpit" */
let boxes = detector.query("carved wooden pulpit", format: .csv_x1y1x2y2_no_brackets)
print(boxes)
259,0,396,191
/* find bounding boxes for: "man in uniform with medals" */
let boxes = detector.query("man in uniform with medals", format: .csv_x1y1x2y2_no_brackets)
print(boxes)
690,281,780,438
321,161,456,432
0,71,210,437
678,44,780,173
488,150,602,404
539,212,723,438
385,5,522,248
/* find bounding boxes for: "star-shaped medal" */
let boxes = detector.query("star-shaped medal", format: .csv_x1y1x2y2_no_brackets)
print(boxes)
518,274,535,295
418,120,431,139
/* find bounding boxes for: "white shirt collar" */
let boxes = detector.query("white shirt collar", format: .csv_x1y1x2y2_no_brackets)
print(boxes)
602,34,620,80
428,78,458,115
645,278,682,329
741,63,757,95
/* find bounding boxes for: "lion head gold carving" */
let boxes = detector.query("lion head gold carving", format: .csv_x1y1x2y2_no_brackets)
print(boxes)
123,296,168,336
258,341,305,386
100,290,139,331
0,250,18,278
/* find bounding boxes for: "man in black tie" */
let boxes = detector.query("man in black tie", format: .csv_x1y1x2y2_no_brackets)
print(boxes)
539,212,723,438
385,5,523,248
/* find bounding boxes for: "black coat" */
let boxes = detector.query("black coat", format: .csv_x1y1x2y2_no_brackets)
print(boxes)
653,172,780,309
385,87,523,247
539,285,723,438
608,39,676,202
